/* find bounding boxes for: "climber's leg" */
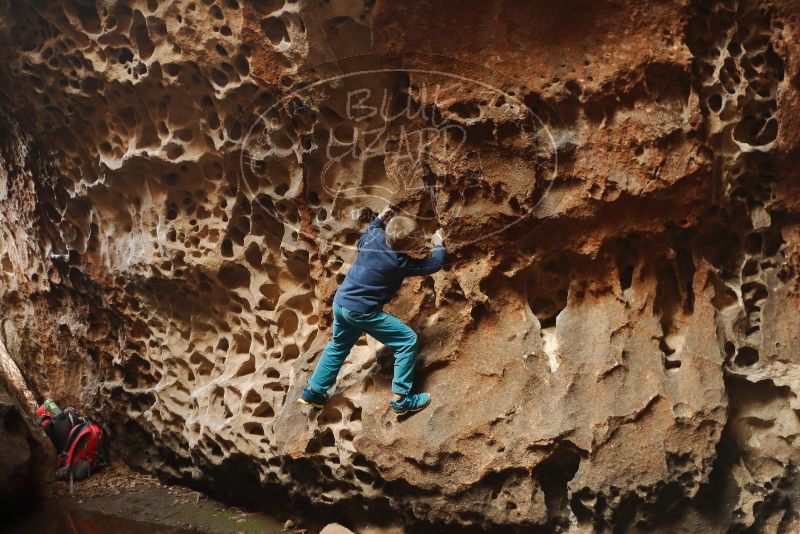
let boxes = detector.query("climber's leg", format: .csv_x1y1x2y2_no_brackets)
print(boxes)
361,311,418,396
307,303,362,394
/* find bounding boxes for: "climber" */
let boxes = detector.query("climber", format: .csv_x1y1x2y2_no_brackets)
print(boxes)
299,204,445,415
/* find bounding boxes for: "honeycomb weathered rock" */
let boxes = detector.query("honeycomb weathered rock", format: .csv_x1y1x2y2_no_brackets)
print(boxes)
0,0,799,531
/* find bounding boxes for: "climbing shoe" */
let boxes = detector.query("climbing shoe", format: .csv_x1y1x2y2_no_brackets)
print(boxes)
298,386,328,409
391,392,431,416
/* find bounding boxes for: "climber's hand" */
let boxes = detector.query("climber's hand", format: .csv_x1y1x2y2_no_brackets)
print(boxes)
378,204,396,222
431,228,444,247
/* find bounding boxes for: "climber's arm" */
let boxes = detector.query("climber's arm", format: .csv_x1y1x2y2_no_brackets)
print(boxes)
360,205,395,247
403,245,446,276
368,204,395,230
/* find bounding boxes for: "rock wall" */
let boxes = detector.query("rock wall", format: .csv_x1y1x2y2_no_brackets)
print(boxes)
0,0,799,531
0,379,55,519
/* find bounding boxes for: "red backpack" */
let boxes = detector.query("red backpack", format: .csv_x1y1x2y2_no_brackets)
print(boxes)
37,406,83,453
55,421,104,482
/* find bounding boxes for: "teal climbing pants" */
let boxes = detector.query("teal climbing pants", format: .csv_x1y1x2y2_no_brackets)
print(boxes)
308,302,418,395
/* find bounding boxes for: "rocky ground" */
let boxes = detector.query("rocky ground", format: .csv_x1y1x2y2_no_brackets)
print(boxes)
8,464,401,534
9,465,291,533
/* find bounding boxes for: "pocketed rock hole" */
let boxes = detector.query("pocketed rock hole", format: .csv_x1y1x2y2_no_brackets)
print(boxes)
0,0,795,531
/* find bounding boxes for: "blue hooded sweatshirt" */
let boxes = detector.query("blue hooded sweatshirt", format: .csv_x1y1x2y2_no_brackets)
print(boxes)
333,217,446,313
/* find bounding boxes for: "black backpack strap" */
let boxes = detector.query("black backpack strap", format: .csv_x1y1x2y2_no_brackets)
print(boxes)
63,422,88,453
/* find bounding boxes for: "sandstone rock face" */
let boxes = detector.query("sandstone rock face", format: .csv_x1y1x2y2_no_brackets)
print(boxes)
0,380,55,518
0,0,798,531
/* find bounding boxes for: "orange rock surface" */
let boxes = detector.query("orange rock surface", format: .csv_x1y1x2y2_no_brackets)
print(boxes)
0,0,799,530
